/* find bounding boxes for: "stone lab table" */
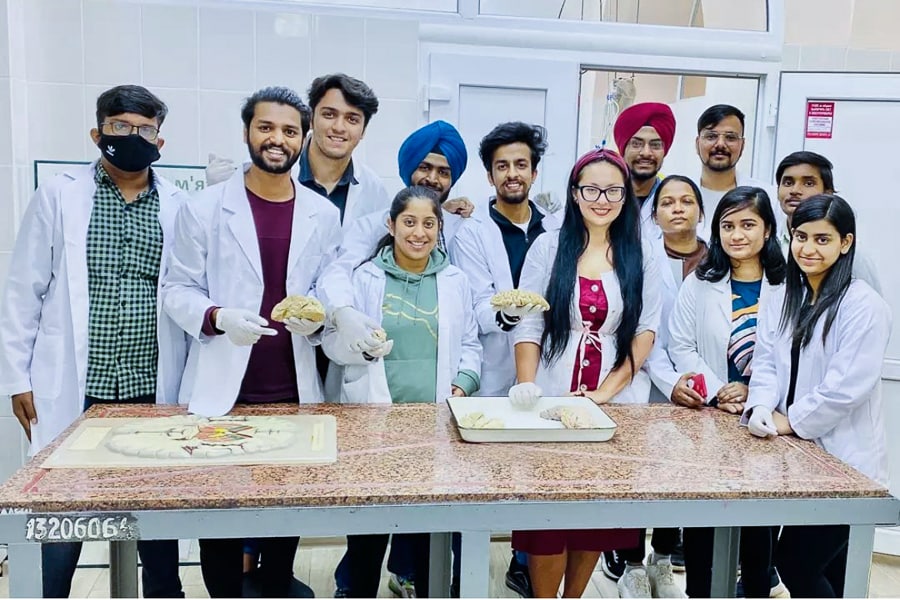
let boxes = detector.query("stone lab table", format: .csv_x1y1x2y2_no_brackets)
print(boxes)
0,403,896,598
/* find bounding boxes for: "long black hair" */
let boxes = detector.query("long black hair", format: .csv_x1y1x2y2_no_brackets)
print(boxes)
779,194,856,348
695,186,786,285
541,149,643,376
370,185,444,260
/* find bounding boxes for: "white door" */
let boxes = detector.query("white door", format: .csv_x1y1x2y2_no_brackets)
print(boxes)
775,71,900,555
427,53,580,210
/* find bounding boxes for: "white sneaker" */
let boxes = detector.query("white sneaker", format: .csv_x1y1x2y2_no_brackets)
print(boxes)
646,559,686,598
617,567,652,598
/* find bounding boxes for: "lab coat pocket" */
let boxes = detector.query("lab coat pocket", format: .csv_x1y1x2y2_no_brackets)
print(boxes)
31,332,64,398
341,363,391,404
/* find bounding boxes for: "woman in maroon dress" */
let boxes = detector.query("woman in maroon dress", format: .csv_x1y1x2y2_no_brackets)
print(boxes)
509,148,662,597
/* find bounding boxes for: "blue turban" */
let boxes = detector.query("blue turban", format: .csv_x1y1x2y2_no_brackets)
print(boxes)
398,120,467,186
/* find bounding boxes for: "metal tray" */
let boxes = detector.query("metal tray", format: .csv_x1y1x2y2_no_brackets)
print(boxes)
447,396,617,443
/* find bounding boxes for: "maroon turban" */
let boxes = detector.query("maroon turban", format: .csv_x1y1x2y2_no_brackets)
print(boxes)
613,102,676,155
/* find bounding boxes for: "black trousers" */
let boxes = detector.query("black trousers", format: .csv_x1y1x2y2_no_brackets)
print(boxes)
345,533,432,598
776,525,849,598
683,526,775,598
619,528,680,562
199,537,299,598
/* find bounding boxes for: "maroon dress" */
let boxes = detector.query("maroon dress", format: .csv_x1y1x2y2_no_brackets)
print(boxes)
511,277,640,555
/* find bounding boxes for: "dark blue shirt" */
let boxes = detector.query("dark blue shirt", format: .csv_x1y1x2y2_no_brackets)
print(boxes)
297,147,357,223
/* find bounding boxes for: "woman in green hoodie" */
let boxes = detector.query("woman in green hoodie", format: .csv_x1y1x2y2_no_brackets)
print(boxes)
323,185,481,597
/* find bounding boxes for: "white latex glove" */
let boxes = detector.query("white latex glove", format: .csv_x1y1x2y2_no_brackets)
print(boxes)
508,382,542,410
534,191,562,213
365,339,394,359
206,153,238,186
215,308,277,346
283,317,322,337
747,407,778,438
332,306,383,353
500,303,545,319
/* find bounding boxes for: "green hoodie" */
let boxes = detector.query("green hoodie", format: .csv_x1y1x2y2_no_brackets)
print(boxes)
374,246,479,402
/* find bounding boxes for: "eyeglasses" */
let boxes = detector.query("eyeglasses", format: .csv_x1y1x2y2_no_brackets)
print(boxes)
102,120,160,142
575,185,626,203
699,130,743,145
627,138,664,152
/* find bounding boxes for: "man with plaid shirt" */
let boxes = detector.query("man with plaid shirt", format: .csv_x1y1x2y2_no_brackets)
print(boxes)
0,85,188,597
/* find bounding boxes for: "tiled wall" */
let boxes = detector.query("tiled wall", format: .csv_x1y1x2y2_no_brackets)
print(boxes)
0,0,421,482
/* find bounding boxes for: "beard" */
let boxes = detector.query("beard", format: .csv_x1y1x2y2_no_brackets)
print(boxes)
248,142,299,174
703,151,736,173
631,168,659,183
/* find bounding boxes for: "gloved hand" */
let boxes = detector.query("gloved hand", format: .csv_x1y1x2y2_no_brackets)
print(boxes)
500,304,545,319
283,317,322,337
443,197,474,218
365,339,394,359
508,382,542,410
534,191,562,213
215,308,277,346
747,407,778,438
206,153,238,186
332,306,383,353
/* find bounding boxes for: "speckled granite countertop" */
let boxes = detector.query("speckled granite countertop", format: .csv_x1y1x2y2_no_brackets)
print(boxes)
0,403,887,513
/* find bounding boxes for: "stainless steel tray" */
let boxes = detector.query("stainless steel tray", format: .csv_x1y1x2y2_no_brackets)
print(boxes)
447,396,617,443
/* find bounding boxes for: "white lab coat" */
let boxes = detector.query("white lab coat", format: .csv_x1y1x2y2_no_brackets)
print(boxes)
514,233,662,403
162,168,342,416
668,271,782,403
0,162,190,452
318,207,466,310
448,207,563,397
743,281,891,485
321,260,482,404
643,231,686,403
342,162,391,232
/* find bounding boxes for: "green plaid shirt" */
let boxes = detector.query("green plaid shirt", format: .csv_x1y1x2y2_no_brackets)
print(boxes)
85,165,163,400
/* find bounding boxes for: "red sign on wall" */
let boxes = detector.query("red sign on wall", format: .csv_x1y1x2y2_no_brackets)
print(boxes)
805,101,835,139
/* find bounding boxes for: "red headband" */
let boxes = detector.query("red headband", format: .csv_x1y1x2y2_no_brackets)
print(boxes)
569,147,631,187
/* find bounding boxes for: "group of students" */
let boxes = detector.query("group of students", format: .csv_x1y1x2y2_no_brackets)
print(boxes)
0,75,889,600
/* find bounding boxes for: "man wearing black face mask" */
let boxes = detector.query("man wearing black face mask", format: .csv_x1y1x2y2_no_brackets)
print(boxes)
0,85,189,597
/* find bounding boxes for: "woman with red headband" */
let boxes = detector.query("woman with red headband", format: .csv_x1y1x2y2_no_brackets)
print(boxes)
508,148,662,597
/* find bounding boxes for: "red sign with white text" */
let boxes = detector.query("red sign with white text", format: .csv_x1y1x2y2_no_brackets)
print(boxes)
805,101,835,139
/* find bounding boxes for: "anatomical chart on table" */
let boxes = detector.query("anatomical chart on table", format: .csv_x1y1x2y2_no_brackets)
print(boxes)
41,414,337,468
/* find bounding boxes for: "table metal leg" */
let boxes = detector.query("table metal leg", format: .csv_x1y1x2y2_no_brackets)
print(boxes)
710,526,740,598
109,540,139,598
458,530,490,598
844,525,874,598
7,543,42,598
428,532,452,598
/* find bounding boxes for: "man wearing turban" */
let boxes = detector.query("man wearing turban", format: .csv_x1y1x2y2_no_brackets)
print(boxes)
613,102,677,235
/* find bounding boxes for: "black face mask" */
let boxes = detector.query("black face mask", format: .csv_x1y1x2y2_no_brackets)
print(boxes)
97,134,161,172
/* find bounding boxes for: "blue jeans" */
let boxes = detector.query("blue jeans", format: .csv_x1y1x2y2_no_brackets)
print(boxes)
41,540,183,598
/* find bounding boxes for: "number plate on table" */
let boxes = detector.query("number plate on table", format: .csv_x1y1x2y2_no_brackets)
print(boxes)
25,514,139,543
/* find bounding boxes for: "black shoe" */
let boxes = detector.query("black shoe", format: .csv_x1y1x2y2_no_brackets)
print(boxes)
600,550,626,582
670,533,685,572
243,570,316,598
505,554,533,598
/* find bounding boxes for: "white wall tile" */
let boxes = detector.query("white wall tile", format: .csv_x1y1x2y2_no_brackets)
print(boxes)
198,91,250,168
24,0,83,84
199,8,255,92
357,99,418,177
83,0,142,85
797,45,848,70
0,78,11,165
845,49,892,72
310,15,365,80
255,11,311,94
0,166,13,252
9,78,28,165
364,18,418,100
141,4,198,89
0,0,10,78
155,88,200,165
27,83,88,161
14,165,31,227
781,44,801,71
7,0,25,80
